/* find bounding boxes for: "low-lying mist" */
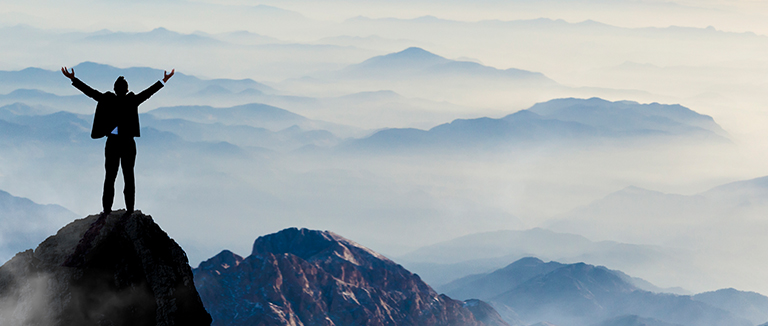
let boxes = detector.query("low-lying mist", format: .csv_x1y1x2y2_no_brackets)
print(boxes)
3,0,768,303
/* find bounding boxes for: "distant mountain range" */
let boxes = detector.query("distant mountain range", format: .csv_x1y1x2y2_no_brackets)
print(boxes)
193,227,509,326
0,62,275,111
4,92,728,155
345,97,728,152
0,102,340,152
0,189,78,263
444,257,753,326
278,46,565,106
546,175,768,248
336,47,554,85
397,227,689,293
188,228,763,326
147,103,325,132
141,114,339,151
693,288,768,325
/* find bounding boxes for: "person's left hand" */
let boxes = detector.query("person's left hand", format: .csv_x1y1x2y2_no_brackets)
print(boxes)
61,67,75,80
163,69,175,83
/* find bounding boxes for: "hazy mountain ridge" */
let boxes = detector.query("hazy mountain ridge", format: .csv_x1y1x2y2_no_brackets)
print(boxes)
442,257,751,326
0,190,78,263
440,257,566,300
0,62,275,108
546,175,768,252
338,47,552,83
141,115,339,151
526,97,727,136
399,227,692,293
346,97,727,152
0,100,339,153
692,288,768,325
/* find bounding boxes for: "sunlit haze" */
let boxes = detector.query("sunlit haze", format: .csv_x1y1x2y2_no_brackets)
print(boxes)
2,0,768,301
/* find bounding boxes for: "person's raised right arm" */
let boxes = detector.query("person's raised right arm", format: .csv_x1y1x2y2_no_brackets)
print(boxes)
62,67,103,101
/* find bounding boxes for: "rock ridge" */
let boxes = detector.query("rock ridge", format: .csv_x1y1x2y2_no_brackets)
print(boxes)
0,210,212,326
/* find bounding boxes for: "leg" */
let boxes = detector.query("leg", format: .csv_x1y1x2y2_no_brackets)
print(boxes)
103,137,120,213
121,138,137,213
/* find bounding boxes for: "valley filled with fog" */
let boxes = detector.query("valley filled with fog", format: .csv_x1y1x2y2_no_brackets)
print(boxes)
3,0,768,302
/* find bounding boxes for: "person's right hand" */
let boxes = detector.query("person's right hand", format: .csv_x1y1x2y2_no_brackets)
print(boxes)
163,69,175,83
61,67,75,80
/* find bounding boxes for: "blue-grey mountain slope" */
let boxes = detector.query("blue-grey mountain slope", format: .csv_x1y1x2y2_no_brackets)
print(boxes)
440,257,566,301
446,258,749,326
0,189,78,263
336,47,555,85
345,97,727,152
547,175,768,249
692,288,768,325
141,114,339,151
83,27,224,46
0,102,56,119
526,97,727,137
0,62,275,109
398,228,688,292
147,103,307,129
145,103,350,135
0,89,93,114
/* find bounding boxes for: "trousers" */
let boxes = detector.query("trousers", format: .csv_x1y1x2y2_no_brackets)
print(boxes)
103,135,136,213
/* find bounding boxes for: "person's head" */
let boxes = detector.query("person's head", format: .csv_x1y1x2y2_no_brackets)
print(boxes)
114,76,128,96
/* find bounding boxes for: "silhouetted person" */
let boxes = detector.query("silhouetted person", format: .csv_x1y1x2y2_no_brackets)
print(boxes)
62,67,174,215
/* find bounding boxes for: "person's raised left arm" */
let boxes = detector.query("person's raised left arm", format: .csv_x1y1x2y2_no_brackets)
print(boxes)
135,69,174,104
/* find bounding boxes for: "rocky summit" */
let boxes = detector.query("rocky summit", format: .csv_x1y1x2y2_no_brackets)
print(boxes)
0,210,212,326
194,227,508,326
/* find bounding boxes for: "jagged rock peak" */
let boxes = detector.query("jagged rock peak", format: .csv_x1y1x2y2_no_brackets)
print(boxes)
0,210,212,326
251,227,393,266
196,227,504,326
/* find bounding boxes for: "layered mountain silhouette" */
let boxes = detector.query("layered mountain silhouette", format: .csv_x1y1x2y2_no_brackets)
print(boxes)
0,102,337,153
0,210,211,326
546,175,768,250
337,47,554,85
141,114,339,151
442,257,751,326
0,62,275,111
692,288,768,325
399,227,686,291
147,103,316,131
346,97,727,152
441,257,566,301
193,227,508,326
0,189,78,262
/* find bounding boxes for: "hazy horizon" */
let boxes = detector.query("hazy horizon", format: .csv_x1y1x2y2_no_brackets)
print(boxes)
3,0,768,303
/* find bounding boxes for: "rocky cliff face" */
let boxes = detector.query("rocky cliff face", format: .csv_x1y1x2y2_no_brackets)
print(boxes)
0,210,212,326
194,227,507,326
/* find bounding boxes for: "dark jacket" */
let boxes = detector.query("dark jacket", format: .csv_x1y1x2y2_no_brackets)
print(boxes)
72,78,163,138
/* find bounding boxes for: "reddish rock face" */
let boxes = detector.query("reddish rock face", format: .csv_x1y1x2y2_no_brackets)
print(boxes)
194,227,506,326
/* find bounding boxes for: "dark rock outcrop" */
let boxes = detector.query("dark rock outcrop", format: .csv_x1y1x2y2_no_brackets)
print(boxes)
194,227,506,326
0,210,212,326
